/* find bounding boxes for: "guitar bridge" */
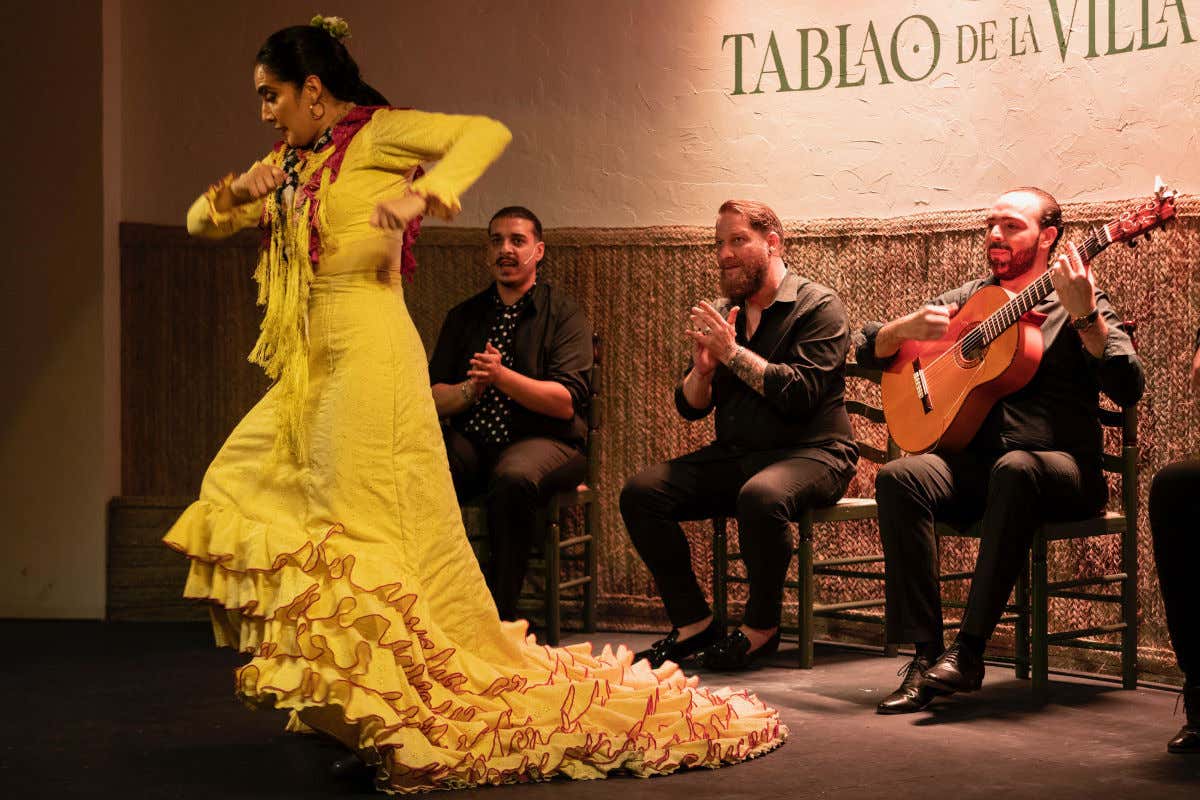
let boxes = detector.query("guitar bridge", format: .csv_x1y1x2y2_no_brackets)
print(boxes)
911,357,933,414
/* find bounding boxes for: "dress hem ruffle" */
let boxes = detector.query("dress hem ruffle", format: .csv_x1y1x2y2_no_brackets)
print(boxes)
164,499,788,794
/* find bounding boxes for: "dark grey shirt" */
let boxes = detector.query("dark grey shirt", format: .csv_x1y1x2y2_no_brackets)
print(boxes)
674,271,858,474
856,275,1145,458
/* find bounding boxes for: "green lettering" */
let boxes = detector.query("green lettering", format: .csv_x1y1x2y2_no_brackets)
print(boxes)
837,24,866,87
856,21,893,85
721,33,756,95
980,19,998,60
1159,0,1197,43
1087,0,1101,57
753,31,796,93
1011,15,1041,55
1140,0,1169,47
1048,0,1083,60
958,24,979,63
798,27,832,90
1108,0,1136,53
891,15,941,81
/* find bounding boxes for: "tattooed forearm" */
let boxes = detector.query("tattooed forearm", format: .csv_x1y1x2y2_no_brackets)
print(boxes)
726,346,767,396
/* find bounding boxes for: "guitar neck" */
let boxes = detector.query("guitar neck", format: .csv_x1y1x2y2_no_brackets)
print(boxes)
976,223,1114,346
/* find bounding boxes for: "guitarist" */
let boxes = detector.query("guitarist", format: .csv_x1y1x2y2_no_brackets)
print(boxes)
1149,327,1200,753
855,187,1145,713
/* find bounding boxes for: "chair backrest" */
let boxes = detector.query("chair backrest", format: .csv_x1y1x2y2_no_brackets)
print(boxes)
584,332,602,486
844,363,899,466
1096,320,1139,517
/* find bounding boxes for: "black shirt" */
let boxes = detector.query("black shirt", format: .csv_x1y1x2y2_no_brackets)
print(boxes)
674,271,859,474
856,275,1145,458
429,281,592,449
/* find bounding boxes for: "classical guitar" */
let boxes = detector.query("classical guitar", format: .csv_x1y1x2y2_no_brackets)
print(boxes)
881,179,1178,454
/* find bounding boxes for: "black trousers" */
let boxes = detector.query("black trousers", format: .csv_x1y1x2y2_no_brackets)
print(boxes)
443,427,586,621
875,449,1107,644
1150,458,1200,683
620,445,849,630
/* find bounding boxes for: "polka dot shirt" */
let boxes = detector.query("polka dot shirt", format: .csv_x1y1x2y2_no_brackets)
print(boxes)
463,284,536,446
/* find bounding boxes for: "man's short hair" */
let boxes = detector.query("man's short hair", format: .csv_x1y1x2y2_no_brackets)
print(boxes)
1007,186,1063,253
489,206,543,241
718,199,785,245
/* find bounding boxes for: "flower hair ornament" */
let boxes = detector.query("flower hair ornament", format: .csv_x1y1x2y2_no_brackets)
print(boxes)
310,14,351,40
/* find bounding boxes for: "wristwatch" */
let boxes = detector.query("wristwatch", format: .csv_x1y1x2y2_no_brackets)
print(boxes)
1071,308,1100,331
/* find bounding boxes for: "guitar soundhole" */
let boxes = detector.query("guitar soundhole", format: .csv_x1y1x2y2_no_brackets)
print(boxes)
954,322,985,368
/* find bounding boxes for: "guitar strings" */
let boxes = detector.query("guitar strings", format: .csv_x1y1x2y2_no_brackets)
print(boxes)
906,229,1105,384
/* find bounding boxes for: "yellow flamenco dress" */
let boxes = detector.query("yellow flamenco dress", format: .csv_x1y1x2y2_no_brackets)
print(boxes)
163,106,786,793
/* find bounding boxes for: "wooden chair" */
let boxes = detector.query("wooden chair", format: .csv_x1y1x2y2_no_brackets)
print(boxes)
713,363,897,668
463,333,602,646
936,402,1139,701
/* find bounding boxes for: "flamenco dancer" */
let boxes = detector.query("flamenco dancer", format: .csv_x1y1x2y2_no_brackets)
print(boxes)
164,15,785,793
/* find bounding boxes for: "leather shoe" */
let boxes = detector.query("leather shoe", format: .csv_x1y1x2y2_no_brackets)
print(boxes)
921,641,985,694
1168,683,1200,754
694,628,781,671
877,656,944,714
635,618,723,668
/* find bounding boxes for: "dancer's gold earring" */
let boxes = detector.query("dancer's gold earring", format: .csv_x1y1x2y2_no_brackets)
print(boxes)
310,101,326,120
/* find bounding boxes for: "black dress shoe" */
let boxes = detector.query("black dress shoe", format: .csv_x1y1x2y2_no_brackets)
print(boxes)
921,641,985,694
635,618,723,668
1168,683,1200,754
877,656,944,714
694,628,781,671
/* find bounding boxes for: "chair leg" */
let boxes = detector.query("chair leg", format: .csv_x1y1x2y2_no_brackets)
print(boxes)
798,513,814,670
1121,523,1138,690
544,509,561,647
1031,535,1048,703
712,518,728,630
583,500,598,634
1015,556,1030,681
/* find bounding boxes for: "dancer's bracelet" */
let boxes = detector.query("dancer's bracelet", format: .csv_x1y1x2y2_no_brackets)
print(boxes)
460,381,477,404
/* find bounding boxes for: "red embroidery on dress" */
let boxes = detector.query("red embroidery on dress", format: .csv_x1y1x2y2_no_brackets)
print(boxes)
267,105,426,279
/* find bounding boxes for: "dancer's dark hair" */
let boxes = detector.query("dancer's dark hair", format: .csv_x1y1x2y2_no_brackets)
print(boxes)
256,24,388,106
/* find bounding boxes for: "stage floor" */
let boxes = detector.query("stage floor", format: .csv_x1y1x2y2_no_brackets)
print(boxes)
3,621,1197,798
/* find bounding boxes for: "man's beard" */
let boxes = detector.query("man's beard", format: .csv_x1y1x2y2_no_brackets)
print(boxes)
987,243,1037,280
719,255,767,302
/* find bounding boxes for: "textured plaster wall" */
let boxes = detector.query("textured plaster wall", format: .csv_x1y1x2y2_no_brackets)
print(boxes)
1,3,106,617
121,0,1198,228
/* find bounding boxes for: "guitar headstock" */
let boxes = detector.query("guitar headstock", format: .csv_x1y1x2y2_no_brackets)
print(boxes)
1109,177,1178,246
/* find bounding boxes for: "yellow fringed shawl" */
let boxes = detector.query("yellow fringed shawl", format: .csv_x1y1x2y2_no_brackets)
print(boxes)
249,146,336,462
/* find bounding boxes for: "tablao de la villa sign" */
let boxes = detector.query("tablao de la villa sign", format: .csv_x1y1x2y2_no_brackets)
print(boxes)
720,1,1196,96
